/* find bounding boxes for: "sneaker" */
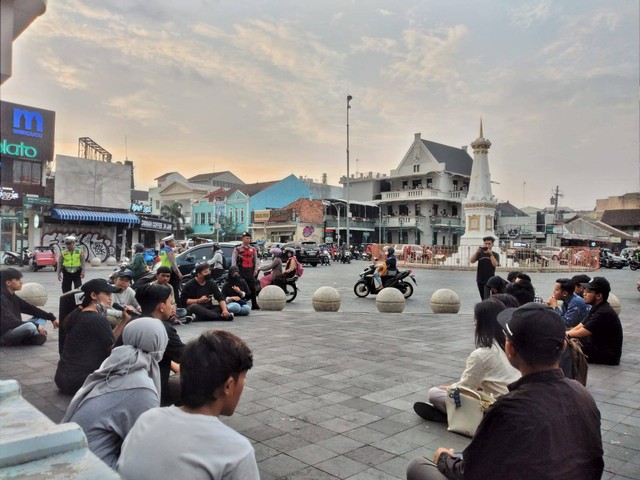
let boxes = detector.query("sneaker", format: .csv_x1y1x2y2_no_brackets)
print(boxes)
183,315,194,324
226,312,234,321
413,402,447,423
25,333,47,346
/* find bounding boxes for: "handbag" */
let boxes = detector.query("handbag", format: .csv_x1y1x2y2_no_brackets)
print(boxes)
445,386,496,438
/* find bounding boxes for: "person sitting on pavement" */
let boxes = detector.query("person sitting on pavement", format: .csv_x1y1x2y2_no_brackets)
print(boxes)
55,279,120,395
150,266,192,325
407,303,604,480
106,270,141,332
413,298,520,423
222,266,251,316
117,330,258,480
129,243,149,282
490,293,520,308
62,317,168,468
486,275,508,295
259,247,283,289
0,268,58,346
505,279,535,306
506,270,521,283
567,277,623,365
547,277,590,328
372,251,388,292
514,273,544,303
571,274,591,299
180,263,234,322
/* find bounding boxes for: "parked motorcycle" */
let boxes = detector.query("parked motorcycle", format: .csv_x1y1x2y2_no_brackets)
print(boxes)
3,247,32,266
629,258,639,271
354,264,417,299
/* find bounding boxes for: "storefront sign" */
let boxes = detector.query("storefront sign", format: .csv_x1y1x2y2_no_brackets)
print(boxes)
139,217,172,232
0,140,38,158
0,187,20,201
131,203,152,214
253,210,270,223
0,101,56,162
0,184,46,206
0,214,22,223
23,194,52,207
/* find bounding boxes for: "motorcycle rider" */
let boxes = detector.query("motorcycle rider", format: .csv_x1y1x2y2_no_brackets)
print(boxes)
129,243,148,282
57,236,85,293
385,246,398,275
259,247,283,289
275,247,298,289
211,243,225,279
372,252,388,292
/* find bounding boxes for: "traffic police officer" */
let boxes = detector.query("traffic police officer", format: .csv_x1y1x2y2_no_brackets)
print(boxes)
159,234,182,301
57,236,85,293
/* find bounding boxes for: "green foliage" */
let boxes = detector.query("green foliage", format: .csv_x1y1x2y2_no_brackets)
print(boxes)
160,202,186,236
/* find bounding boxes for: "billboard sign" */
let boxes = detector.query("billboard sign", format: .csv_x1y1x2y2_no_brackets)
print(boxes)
0,101,55,162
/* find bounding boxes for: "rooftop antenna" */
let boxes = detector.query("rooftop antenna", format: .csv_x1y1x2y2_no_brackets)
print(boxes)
125,135,128,161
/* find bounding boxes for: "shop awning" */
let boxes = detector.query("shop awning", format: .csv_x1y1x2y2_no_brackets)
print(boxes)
51,209,140,224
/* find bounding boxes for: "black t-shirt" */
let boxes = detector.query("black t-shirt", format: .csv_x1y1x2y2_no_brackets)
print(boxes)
55,310,115,394
476,251,500,283
179,278,224,308
582,302,623,365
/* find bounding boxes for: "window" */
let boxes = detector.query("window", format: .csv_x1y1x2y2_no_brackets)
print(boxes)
200,213,206,225
155,200,160,209
208,212,213,224
240,209,244,223
12,160,41,185
426,178,433,188
413,164,420,172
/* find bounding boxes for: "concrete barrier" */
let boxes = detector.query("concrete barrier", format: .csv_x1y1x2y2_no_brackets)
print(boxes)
89,257,102,267
258,285,286,311
106,257,117,267
430,288,461,314
312,286,341,312
376,288,405,313
609,293,621,315
15,283,47,307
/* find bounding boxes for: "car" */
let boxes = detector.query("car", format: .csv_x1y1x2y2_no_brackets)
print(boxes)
620,247,638,260
599,248,627,269
282,241,321,266
173,241,240,275
536,246,565,261
507,247,550,267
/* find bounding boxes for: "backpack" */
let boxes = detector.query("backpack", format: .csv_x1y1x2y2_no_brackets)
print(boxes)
295,260,304,277
568,338,588,386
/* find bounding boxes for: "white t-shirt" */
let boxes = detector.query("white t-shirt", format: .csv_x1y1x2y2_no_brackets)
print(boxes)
117,406,259,480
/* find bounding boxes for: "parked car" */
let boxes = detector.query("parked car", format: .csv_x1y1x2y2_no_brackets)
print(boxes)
173,241,240,275
282,241,321,266
620,247,638,260
600,248,627,269
536,246,565,261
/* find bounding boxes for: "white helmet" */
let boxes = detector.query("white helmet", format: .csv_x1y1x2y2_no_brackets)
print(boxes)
64,235,76,244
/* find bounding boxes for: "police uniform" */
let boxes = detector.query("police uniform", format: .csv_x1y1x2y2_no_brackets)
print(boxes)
59,241,84,293
231,233,259,310
159,234,181,301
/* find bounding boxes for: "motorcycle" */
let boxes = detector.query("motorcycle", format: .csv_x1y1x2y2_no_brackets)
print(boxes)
108,258,131,282
629,258,639,271
354,264,417,299
338,251,351,264
3,247,32,266
260,270,299,302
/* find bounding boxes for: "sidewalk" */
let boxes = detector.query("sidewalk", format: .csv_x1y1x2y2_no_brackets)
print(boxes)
1,308,638,479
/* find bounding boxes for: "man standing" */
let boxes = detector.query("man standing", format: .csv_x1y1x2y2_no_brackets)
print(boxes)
407,303,604,480
57,235,85,293
567,277,623,365
1,268,58,346
159,234,182,301
470,236,499,300
231,232,259,310
547,278,590,328
180,263,233,321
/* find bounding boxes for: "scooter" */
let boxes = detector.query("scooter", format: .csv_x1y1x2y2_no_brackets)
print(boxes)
629,258,638,271
339,251,351,264
354,264,417,299
260,270,299,302
3,247,32,266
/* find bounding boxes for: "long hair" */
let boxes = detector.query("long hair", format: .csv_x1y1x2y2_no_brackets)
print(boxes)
474,298,507,350
61,293,94,333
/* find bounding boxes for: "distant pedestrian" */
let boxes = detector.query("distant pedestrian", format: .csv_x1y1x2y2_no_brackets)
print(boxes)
470,236,499,300
231,232,259,310
57,235,85,293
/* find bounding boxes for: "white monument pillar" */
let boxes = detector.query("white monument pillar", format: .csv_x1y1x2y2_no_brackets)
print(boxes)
460,119,497,247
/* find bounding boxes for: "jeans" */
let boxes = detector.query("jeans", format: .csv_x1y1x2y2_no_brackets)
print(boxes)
407,457,449,480
227,302,251,316
0,321,39,346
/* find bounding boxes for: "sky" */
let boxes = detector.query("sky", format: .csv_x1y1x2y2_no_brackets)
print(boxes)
2,0,638,210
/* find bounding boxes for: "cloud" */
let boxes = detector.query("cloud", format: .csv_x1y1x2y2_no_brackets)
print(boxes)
37,50,87,90
377,9,393,16
511,1,551,29
103,91,161,124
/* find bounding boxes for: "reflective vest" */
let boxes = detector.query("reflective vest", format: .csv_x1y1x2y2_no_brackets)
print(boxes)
159,246,172,268
62,247,82,269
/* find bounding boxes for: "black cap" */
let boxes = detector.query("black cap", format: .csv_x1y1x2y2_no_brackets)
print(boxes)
580,276,611,294
81,278,120,295
241,231,251,238
497,302,566,356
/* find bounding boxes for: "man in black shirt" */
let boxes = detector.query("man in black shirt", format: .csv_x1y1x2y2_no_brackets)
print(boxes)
470,236,499,300
180,263,233,321
407,303,604,480
567,276,623,365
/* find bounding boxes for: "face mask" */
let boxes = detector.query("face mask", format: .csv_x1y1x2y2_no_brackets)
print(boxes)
95,301,108,317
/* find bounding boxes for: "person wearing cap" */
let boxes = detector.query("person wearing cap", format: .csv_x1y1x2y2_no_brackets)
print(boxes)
408,303,604,480
180,263,233,322
470,236,500,300
55,279,119,395
571,274,591,298
546,278,590,328
106,270,141,332
57,235,86,293
231,232,259,310
567,277,623,365
159,234,182,302
0,268,58,346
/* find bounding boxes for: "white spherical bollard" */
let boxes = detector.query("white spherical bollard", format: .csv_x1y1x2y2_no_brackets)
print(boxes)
312,286,341,312
376,287,405,313
609,293,621,316
16,283,48,307
258,285,286,311
430,288,461,314
106,256,118,266
90,257,102,267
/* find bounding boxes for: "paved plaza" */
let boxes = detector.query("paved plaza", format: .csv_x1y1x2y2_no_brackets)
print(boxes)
1,262,638,479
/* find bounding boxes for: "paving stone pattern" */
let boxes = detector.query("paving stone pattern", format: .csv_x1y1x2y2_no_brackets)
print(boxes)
1,263,638,479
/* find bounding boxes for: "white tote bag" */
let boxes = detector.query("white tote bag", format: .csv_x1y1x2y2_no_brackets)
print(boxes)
445,386,496,438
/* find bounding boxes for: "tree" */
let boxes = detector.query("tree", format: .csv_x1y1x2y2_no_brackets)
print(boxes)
160,202,186,237
217,214,240,240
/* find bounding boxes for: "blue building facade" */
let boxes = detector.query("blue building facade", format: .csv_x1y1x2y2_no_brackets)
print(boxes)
249,175,314,212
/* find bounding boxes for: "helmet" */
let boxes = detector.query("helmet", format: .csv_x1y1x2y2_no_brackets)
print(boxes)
115,269,134,280
134,243,144,253
213,243,220,251
64,235,76,244
387,247,395,255
284,247,296,255
270,247,282,257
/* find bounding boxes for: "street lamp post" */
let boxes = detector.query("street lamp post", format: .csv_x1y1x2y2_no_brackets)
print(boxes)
346,95,352,250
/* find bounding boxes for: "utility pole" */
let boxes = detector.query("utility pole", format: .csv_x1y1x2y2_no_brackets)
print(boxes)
551,185,564,222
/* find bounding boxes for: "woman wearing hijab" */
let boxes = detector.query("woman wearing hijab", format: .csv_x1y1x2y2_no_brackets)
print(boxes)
259,247,283,289
222,266,251,316
62,317,168,468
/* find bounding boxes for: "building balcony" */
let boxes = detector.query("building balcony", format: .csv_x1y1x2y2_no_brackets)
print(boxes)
325,216,376,230
381,216,428,229
430,216,462,227
380,188,467,203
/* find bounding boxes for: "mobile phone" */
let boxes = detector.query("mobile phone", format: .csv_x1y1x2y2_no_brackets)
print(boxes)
481,246,488,251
